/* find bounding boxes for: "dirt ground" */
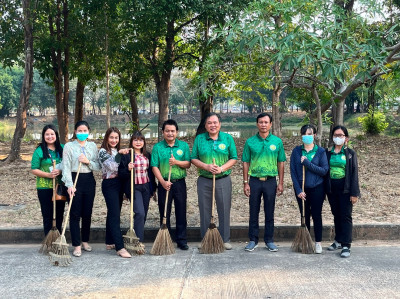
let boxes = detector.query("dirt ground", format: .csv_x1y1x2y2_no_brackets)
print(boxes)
0,135,399,230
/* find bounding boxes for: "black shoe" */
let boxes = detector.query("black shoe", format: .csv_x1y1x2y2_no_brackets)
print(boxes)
178,244,189,250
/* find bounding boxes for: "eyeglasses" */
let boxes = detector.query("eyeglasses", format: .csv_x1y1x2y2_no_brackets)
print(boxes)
333,134,345,138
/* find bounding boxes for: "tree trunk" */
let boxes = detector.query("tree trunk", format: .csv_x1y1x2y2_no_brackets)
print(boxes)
272,63,282,137
4,0,34,163
105,25,110,129
129,91,139,130
156,75,170,139
367,77,377,112
311,86,323,146
74,79,85,124
196,93,213,136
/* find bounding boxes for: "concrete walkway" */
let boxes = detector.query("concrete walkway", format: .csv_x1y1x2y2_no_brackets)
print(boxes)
1,241,399,298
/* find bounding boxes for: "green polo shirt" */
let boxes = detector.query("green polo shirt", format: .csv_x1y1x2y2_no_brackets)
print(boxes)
31,145,64,189
242,132,286,177
329,147,346,179
302,144,318,161
191,131,238,179
151,139,190,180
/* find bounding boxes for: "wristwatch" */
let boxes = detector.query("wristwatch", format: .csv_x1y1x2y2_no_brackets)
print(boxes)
243,180,248,184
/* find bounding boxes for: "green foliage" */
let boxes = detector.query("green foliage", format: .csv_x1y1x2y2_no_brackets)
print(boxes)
358,108,389,135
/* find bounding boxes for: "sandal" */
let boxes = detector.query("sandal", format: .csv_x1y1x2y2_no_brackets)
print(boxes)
73,247,82,257
117,248,132,258
106,244,116,250
82,242,92,252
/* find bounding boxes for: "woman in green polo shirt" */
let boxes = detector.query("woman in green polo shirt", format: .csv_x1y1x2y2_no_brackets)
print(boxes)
325,125,360,258
31,124,65,236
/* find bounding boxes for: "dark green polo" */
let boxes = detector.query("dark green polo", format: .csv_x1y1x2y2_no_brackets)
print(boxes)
191,131,238,179
329,146,346,179
242,132,286,177
151,139,190,180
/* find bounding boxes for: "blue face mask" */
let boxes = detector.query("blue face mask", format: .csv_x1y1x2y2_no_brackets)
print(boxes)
76,133,89,141
302,135,314,145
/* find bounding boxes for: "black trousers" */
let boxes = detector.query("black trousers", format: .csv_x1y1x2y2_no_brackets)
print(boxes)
327,178,353,248
296,183,325,242
69,172,96,247
157,179,187,246
102,178,124,251
248,177,277,244
37,189,66,236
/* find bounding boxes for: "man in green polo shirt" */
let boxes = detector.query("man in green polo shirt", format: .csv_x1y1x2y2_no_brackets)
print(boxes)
242,112,286,252
191,112,238,250
151,119,191,250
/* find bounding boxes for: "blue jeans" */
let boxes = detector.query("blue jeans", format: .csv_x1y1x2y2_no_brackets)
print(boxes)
248,177,277,244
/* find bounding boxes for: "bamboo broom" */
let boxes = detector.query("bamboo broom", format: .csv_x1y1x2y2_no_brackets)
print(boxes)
49,162,81,266
200,158,225,254
291,165,315,254
123,150,145,255
39,158,60,254
150,163,175,255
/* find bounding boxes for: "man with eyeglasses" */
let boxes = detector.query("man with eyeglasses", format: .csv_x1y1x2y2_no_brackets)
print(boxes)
242,112,286,252
191,112,238,250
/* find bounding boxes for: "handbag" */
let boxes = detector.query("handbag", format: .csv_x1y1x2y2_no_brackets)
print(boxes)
55,183,68,201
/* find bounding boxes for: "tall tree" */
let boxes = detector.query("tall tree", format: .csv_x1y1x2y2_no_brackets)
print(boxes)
0,0,34,163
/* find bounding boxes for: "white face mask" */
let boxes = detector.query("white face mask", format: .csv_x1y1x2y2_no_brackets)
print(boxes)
333,137,345,145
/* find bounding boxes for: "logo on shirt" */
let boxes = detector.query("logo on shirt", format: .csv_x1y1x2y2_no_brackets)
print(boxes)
311,154,315,159
218,143,226,150
341,155,346,161
269,144,277,151
176,149,184,156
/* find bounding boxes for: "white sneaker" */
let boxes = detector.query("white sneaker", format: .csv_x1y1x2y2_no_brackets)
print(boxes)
224,243,232,250
315,242,322,254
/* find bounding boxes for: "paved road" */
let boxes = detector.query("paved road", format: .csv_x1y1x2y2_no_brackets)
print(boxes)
1,241,399,298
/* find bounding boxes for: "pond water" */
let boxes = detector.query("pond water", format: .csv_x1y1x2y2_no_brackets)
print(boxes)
1,122,303,141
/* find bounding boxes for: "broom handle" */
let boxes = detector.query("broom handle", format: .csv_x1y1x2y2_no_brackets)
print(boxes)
130,150,135,231
211,158,216,221
301,165,306,224
61,162,82,237
52,160,57,226
162,166,173,225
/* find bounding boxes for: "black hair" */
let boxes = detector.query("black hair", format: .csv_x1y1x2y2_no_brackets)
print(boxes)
38,124,63,160
331,125,349,138
205,112,221,123
129,131,149,158
300,124,317,135
74,120,90,131
256,112,272,123
162,119,179,131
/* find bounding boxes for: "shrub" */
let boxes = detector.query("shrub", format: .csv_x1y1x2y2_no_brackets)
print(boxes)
358,108,388,135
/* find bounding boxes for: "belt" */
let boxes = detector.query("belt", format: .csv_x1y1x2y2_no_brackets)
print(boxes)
251,176,275,181
163,178,185,183
200,174,229,180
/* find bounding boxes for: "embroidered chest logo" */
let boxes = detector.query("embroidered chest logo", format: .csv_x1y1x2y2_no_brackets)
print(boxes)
311,154,315,159
176,149,184,156
218,143,226,150
269,144,277,151
341,155,346,161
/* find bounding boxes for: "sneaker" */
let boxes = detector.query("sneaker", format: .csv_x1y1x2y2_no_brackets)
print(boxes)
244,241,258,252
224,242,233,250
315,242,322,254
266,242,278,252
327,241,342,251
340,247,351,258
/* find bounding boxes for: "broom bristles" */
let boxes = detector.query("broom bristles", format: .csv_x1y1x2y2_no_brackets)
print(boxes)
150,224,175,256
123,229,145,255
39,227,60,255
49,235,72,266
200,223,225,254
291,226,315,254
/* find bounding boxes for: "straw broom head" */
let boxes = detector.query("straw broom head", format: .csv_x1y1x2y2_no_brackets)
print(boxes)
150,223,176,255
